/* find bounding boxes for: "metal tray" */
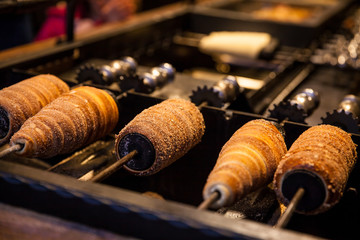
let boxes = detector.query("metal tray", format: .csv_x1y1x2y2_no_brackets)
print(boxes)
188,0,354,47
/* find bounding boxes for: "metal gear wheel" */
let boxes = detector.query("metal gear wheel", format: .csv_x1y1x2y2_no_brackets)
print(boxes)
118,75,141,92
189,85,224,108
268,101,307,124
321,109,360,134
76,64,107,85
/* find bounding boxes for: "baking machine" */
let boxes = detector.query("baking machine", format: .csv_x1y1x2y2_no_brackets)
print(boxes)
1,0,360,239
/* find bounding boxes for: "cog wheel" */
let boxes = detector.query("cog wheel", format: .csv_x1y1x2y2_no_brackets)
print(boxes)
268,101,307,124
76,64,106,85
321,109,360,134
189,85,224,108
118,74,141,92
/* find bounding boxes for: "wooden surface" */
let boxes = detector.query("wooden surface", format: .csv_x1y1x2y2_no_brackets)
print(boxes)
0,202,136,240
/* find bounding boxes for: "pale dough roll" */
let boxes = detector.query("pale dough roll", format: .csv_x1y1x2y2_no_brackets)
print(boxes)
203,119,287,208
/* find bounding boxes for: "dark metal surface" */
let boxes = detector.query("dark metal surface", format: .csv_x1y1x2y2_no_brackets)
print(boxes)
1,1,360,239
190,0,353,47
119,134,155,171
0,159,322,240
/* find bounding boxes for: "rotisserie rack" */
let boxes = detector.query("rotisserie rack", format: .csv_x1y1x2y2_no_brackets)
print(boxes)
1,0,360,239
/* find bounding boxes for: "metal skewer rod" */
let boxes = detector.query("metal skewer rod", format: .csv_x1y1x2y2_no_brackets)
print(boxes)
0,144,22,158
87,150,138,182
279,117,289,127
116,88,135,101
198,191,220,210
197,101,208,110
78,170,95,181
275,187,305,228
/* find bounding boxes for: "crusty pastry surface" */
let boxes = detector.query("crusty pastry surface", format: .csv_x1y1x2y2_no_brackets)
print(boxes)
115,98,205,176
10,86,118,158
273,124,357,215
203,119,287,208
0,74,69,145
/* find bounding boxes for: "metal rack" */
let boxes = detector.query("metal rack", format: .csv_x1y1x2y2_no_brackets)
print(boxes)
1,0,360,239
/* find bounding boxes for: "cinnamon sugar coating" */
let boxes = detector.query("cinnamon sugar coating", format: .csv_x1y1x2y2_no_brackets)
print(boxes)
115,98,205,176
273,124,357,215
0,74,69,145
10,86,119,158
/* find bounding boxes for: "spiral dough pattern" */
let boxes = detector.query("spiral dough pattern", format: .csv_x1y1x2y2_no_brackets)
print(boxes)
203,119,287,208
0,74,69,145
10,86,119,158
